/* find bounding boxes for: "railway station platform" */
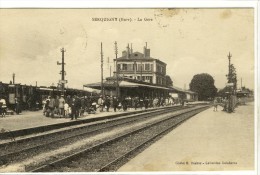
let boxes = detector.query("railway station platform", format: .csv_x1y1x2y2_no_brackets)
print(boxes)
0,105,182,132
118,102,255,172
0,108,144,132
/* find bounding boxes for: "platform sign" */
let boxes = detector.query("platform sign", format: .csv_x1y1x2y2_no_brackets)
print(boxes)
226,83,234,87
59,80,68,84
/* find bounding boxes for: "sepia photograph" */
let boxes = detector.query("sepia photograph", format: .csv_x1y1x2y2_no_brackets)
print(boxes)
0,2,257,174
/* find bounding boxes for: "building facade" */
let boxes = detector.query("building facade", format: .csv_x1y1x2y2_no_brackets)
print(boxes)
85,44,197,102
114,46,167,86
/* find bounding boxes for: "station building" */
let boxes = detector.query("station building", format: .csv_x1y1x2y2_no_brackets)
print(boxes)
84,45,198,101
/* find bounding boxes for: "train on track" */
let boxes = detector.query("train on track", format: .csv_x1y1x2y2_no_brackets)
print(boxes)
0,82,98,111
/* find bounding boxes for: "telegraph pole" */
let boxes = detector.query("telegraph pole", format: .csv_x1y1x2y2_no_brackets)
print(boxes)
227,52,233,113
101,42,104,98
114,41,119,97
57,48,67,95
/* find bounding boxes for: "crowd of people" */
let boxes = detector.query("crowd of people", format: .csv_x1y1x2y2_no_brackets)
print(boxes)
0,95,22,117
42,95,178,120
212,96,240,113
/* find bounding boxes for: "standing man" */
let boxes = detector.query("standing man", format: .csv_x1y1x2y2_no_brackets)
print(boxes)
98,95,104,112
139,98,144,109
59,95,65,117
0,95,7,117
122,97,128,111
144,97,149,110
48,96,55,117
15,98,21,114
113,96,118,112
213,98,218,112
54,95,60,116
104,96,111,112
134,97,139,110
70,95,77,120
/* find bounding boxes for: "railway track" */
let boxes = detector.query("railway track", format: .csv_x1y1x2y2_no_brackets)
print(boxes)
0,105,209,172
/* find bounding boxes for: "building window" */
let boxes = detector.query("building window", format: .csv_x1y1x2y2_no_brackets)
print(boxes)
117,64,121,71
145,64,150,71
137,64,143,71
122,64,127,70
127,64,133,71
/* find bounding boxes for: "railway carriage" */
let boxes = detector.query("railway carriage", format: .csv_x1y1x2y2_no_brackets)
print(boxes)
0,81,101,111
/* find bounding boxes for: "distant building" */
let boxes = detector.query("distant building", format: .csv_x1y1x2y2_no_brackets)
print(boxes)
114,45,167,86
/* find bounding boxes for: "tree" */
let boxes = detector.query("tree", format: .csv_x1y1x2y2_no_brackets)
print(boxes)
189,73,218,101
165,75,173,87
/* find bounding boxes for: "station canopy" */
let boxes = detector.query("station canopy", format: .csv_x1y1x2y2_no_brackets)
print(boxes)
84,78,191,94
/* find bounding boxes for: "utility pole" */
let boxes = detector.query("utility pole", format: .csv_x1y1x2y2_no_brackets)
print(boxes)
57,48,67,95
12,73,15,84
101,42,104,98
114,41,119,98
227,52,233,112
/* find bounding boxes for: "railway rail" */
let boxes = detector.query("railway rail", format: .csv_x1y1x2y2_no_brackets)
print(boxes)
0,104,209,172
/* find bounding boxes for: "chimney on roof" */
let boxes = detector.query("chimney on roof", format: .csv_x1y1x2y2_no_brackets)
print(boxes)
126,43,130,59
143,42,150,58
131,43,133,54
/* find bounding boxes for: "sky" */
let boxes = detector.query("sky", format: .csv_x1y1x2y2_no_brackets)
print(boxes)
0,8,255,90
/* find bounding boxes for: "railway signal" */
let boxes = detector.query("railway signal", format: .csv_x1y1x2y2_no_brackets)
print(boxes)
57,48,67,95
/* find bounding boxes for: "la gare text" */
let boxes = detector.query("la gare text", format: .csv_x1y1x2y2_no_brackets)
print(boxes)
92,17,153,22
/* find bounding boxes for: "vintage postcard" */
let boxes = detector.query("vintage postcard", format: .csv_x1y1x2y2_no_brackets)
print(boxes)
0,2,258,175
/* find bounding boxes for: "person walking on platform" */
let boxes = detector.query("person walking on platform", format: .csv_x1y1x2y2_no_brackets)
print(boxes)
98,96,104,112
0,96,7,117
122,97,128,111
104,96,111,112
113,96,119,112
15,98,21,114
43,96,50,116
222,97,228,111
59,95,65,117
80,96,86,116
76,96,81,117
54,95,60,116
139,98,144,109
144,97,149,110
213,98,218,112
134,97,139,110
152,98,157,108
71,95,80,120
48,96,55,117
85,96,91,114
